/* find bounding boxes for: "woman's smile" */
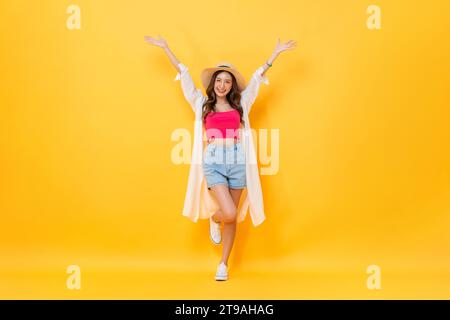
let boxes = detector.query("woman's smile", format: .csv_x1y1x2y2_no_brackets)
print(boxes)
215,72,232,95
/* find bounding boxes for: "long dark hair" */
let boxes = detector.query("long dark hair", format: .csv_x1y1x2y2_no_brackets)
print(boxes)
201,70,245,127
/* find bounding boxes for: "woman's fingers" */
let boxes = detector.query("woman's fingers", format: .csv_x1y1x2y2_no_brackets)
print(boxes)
144,35,165,47
145,35,160,41
275,39,297,53
286,41,297,48
276,39,298,52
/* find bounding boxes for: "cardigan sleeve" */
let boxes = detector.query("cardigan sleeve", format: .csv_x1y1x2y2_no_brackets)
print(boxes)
174,62,204,113
240,66,269,114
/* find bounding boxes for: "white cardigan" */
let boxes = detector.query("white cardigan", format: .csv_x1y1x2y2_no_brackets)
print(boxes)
174,62,269,227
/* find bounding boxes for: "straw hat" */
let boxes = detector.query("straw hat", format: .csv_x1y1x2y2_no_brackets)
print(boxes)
200,61,246,92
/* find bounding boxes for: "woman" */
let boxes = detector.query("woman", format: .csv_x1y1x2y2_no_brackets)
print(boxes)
144,35,297,280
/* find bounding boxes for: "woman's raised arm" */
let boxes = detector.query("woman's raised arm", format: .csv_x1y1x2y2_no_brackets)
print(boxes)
144,35,204,112
241,38,298,114
144,35,180,73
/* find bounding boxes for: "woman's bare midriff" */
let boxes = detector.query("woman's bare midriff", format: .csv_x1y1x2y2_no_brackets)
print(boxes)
206,137,240,146
204,125,243,146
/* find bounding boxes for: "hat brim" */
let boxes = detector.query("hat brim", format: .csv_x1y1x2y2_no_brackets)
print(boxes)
200,67,246,92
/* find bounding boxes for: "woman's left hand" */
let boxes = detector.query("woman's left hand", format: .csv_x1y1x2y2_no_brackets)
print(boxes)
274,38,298,54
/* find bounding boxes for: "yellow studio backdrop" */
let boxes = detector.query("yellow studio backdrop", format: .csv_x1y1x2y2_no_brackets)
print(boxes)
0,0,449,299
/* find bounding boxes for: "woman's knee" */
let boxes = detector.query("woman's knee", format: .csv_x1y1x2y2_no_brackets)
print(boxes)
221,207,237,222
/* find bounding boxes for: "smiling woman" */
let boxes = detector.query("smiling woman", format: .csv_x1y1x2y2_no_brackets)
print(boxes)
200,62,247,130
144,34,297,281
215,72,232,96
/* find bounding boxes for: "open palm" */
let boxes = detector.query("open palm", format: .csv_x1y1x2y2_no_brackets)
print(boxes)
274,38,298,54
144,35,168,49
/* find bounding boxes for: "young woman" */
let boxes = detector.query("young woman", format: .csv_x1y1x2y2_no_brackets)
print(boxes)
144,35,297,280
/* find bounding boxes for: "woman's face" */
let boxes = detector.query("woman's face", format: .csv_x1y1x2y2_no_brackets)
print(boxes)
214,71,233,98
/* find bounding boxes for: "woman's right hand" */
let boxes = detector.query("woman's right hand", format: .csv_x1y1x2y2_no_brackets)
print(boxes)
144,34,168,49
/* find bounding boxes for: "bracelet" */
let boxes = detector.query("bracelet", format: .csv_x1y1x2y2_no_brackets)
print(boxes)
266,61,272,67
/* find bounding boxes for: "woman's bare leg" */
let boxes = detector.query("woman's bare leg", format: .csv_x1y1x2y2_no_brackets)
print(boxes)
211,209,223,223
209,184,243,266
221,188,243,266
210,184,236,223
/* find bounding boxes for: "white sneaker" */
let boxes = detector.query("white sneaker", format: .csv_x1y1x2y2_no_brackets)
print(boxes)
209,216,221,244
215,262,228,281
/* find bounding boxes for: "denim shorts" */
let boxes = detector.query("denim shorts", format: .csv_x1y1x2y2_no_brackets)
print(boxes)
202,142,246,190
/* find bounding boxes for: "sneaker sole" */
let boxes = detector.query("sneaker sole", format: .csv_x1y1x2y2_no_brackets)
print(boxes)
215,275,228,281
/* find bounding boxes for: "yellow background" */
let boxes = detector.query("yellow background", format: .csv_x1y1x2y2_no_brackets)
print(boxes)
1,0,449,299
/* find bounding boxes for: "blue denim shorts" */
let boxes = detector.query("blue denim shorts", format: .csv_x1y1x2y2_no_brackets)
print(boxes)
202,142,246,190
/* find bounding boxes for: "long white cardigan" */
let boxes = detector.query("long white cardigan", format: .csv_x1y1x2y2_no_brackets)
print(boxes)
174,62,269,227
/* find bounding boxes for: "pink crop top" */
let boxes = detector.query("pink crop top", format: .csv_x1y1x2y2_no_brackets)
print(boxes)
205,109,240,140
